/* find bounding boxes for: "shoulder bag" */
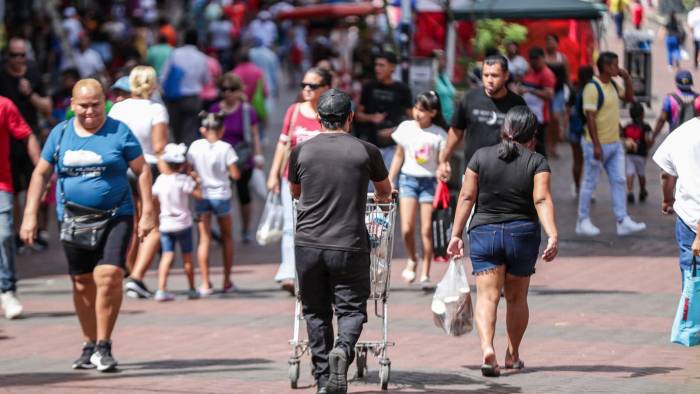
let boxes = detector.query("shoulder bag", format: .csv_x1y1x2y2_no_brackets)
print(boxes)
278,103,301,179
56,121,130,250
234,102,253,168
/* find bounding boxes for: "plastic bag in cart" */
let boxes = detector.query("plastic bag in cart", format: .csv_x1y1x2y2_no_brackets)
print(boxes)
256,192,284,246
432,257,473,336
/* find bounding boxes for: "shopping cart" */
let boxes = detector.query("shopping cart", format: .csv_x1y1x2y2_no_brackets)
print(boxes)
288,193,398,390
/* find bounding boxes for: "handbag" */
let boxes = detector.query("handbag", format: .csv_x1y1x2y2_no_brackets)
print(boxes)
432,181,452,262
671,256,700,347
55,122,128,250
233,102,253,167
251,79,268,120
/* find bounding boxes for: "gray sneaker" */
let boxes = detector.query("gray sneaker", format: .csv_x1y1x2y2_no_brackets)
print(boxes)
71,342,96,369
90,340,118,372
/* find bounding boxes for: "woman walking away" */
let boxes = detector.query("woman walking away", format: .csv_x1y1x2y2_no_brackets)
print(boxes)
109,65,169,299
267,67,330,293
388,91,448,290
187,112,241,296
20,79,155,372
209,73,264,243
447,106,558,377
152,143,203,301
666,11,684,69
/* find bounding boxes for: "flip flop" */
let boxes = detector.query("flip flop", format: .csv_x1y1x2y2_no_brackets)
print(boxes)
504,360,525,370
480,363,501,377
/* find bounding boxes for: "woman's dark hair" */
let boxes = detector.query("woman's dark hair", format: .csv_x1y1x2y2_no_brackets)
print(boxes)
498,106,538,162
199,111,225,130
306,67,333,87
167,162,186,172
577,65,594,91
629,102,645,122
415,91,449,130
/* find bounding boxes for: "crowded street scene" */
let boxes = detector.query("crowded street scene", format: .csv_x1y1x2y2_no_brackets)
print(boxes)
1,0,700,393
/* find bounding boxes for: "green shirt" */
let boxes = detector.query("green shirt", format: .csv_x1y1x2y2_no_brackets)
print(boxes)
146,44,173,76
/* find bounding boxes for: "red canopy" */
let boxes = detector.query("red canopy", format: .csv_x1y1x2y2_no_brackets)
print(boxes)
276,3,382,21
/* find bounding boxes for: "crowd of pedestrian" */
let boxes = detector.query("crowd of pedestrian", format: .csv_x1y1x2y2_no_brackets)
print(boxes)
0,2,698,393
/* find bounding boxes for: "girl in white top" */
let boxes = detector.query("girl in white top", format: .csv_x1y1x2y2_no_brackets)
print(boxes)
187,113,241,296
388,91,448,289
109,65,170,298
151,144,202,301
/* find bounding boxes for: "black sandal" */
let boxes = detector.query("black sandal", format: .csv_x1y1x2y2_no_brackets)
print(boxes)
481,363,501,377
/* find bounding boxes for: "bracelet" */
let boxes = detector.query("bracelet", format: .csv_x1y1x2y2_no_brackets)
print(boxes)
253,154,265,166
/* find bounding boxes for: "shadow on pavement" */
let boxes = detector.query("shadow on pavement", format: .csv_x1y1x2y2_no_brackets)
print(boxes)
353,370,521,393
0,358,273,387
529,288,638,296
505,364,680,378
20,310,144,319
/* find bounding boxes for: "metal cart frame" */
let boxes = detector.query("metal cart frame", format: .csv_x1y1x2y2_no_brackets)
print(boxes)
288,193,398,390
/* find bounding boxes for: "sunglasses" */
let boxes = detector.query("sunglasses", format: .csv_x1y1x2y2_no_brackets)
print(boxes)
8,52,26,58
220,86,239,92
300,82,325,90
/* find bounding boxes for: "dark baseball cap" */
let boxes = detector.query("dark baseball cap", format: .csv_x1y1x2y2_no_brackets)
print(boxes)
675,70,694,90
317,89,352,118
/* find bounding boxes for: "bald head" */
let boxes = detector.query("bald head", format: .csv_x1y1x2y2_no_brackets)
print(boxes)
71,79,107,132
72,78,105,99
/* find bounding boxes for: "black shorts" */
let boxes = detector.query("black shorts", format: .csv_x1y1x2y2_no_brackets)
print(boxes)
61,215,134,276
234,167,253,206
11,150,33,193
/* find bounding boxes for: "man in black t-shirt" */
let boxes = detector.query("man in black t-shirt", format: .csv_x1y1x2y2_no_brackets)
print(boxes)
0,37,52,251
289,89,391,394
437,55,526,183
354,51,412,168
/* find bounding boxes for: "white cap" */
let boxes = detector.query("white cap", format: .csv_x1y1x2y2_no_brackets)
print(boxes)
161,143,187,164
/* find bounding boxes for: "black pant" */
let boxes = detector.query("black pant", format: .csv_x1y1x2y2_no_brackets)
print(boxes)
295,245,370,381
165,96,202,146
694,40,700,68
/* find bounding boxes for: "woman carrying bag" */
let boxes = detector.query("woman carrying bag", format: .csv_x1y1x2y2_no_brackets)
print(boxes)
447,106,558,377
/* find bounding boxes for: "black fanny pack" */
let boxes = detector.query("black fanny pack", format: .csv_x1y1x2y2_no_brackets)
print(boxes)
60,201,119,250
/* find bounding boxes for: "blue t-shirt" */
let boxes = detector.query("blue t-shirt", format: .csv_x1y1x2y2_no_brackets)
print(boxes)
42,117,143,220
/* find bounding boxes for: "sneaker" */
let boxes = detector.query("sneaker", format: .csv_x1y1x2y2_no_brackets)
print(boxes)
627,192,635,204
419,277,436,291
401,259,417,283
639,189,648,203
154,290,176,302
124,278,153,299
617,216,646,236
198,285,214,298
1,291,24,319
326,347,348,394
575,218,600,237
72,342,96,369
187,289,200,300
90,340,118,372
221,283,238,294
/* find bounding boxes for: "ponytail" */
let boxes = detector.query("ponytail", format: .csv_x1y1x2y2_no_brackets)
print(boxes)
498,106,538,162
498,138,519,161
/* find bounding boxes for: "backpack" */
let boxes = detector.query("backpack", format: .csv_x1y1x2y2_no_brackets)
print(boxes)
670,93,699,129
576,78,620,120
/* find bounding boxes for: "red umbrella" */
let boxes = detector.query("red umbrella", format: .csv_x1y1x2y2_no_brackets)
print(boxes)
276,2,383,21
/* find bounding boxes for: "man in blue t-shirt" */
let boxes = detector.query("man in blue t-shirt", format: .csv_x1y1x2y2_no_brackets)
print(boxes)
20,79,155,372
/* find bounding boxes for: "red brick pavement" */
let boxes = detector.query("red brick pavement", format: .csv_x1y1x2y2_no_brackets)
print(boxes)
3,10,700,394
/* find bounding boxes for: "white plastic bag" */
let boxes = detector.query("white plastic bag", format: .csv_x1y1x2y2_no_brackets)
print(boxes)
256,192,284,245
432,257,473,336
250,168,267,200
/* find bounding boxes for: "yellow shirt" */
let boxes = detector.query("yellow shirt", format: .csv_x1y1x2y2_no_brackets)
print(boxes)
610,0,629,13
583,77,624,144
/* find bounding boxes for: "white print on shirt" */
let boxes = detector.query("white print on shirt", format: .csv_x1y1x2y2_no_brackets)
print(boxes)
62,150,106,178
293,126,320,145
472,109,503,126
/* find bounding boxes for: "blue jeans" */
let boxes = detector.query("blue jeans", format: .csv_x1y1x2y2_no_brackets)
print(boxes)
469,220,541,277
578,141,628,222
666,35,681,66
613,12,624,38
274,178,296,282
399,174,436,203
676,217,698,289
0,191,16,292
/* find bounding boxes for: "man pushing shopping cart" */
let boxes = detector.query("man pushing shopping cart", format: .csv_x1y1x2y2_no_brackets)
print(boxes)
288,89,393,394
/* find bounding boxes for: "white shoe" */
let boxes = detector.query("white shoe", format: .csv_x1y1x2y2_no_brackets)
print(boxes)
1,291,24,319
401,259,417,283
617,216,646,236
576,218,600,236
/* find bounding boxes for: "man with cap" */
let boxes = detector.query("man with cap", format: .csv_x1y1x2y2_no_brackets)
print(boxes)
652,70,700,142
288,89,392,394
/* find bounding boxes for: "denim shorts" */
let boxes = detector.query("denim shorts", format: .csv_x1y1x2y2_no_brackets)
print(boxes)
552,89,566,113
399,174,436,204
194,198,231,218
160,227,194,254
469,220,541,277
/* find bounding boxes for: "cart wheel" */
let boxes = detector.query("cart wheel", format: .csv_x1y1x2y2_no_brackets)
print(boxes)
379,360,390,390
288,361,300,389
356,351,367,378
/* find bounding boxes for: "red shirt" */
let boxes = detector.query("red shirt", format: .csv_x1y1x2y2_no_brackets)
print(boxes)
279,103,322,177
632,4,644,27
232,62,267,102
0,96,32,193
521,66,556,123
